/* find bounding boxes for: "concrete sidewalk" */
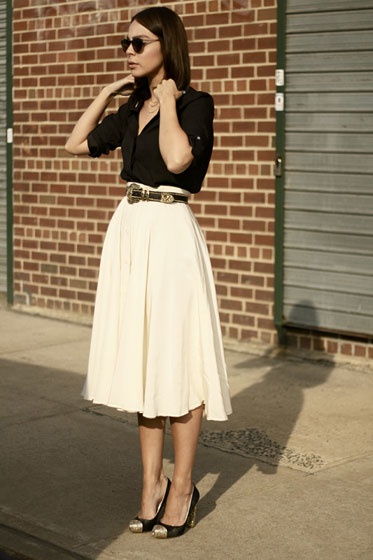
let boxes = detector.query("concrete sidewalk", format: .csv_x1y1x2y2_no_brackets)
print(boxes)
0,306,372,560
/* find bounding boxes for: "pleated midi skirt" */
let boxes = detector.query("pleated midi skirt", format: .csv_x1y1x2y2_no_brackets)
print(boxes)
82,184,232,421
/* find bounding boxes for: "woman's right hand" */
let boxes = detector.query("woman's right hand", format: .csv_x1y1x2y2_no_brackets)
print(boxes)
106,74,135,97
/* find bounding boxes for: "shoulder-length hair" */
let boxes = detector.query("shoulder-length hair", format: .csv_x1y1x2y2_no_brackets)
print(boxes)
130,7,191,101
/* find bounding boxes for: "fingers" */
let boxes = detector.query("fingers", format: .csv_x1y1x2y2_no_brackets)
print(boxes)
154,79,182,101
112,74,135,96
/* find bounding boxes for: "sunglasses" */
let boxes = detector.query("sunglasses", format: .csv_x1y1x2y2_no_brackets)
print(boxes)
121,37,160,54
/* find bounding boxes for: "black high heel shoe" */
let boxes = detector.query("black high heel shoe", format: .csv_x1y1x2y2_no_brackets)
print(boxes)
129,477,171,533
152,485,200,539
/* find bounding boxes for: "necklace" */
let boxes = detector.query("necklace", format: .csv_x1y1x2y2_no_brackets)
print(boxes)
147,98,159,113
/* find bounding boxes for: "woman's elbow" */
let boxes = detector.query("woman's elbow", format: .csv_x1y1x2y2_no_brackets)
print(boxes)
166,155,193,174
64,139,89,156
64,139,77,155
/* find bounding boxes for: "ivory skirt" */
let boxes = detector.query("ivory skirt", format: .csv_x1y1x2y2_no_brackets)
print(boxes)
82,183,232,421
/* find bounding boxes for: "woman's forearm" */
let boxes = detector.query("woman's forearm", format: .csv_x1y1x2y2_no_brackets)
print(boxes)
64,87,114,155
158,96,193,174
154,79,193,174
65,75,135,155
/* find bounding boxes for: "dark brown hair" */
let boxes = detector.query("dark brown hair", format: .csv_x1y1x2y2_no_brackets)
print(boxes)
130,7,191,100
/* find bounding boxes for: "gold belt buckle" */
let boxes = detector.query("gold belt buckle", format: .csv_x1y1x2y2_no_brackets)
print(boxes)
127,184,176,204
127,184,143,204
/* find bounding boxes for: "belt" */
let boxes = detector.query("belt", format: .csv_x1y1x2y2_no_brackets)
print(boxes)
126,184,189,205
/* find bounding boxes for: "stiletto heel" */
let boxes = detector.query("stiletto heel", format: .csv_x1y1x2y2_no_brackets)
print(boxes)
187,503,197,528
129,477,171,533
152,485,200,539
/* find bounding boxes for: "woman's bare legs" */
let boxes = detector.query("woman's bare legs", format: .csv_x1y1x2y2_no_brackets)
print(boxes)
161,405,203,526
137,413,168,519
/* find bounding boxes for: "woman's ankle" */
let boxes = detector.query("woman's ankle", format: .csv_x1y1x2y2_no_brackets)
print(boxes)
169,475,193,494
142,472,166,488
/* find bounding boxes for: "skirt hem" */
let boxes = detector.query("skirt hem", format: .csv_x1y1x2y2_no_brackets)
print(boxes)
82,395,231,422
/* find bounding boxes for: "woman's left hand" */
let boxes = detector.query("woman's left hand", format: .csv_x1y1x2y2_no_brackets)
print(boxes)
153,79,184,104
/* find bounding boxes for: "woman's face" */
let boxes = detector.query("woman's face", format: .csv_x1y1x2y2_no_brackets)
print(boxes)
126,20,165,86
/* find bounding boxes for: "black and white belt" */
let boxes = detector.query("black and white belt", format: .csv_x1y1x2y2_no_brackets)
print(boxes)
126,184,189,205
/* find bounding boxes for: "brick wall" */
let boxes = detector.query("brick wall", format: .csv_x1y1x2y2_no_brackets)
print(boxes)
12,0,278,346
13,0,371,360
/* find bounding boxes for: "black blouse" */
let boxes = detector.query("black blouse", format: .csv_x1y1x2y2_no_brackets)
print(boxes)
87,87,214,194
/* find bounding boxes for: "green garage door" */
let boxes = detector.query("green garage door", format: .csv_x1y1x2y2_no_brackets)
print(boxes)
283,0,373,336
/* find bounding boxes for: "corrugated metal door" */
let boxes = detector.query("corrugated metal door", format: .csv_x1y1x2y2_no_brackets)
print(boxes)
0,2,7,293
283,0,373,336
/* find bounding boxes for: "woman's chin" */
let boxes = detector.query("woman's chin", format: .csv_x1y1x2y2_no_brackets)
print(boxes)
128,63,144,75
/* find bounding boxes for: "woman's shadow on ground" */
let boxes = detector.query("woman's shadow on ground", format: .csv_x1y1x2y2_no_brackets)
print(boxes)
194,301,335,522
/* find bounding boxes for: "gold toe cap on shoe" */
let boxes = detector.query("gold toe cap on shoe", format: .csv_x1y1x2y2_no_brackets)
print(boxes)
152,524,168,538
129,519,144,533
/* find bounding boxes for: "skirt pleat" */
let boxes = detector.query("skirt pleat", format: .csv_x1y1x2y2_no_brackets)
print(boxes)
82,188,232,421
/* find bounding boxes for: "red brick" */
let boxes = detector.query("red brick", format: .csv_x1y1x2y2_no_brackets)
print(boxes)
341,343,352,356
194,27,217,39
231,287,254,300
232,313,255,326
221,298,243,311
246,302,269,316
354,345,367,358
206,12,230,25
219,24,242,38
77,291,95,303
218,218,241,230
230,232,253,245
257,318,275,330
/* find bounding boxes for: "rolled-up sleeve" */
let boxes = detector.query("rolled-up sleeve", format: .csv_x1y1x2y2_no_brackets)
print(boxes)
179,93,214,162
87,103,129,158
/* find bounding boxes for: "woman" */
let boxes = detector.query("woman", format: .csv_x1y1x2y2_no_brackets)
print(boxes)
65,6,231,539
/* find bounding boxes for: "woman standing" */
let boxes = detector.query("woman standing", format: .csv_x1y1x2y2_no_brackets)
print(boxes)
65,6,231,539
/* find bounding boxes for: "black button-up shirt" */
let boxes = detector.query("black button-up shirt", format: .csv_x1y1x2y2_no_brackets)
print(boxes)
87,87,214,194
